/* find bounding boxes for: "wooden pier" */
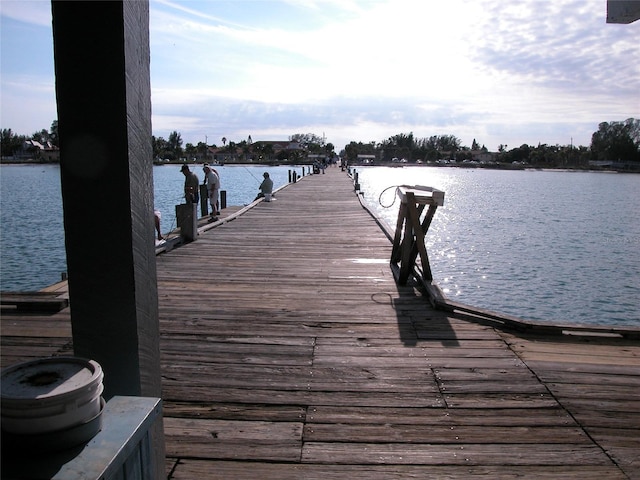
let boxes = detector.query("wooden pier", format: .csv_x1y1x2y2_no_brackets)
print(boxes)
1,166,639,479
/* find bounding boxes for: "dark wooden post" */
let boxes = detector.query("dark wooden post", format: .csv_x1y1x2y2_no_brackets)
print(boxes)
52,1,162,400
176,203,198,242
390,186,445,286
200,184,209,216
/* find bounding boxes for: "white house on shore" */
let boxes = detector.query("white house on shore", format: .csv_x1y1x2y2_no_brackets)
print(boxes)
18,140,60,162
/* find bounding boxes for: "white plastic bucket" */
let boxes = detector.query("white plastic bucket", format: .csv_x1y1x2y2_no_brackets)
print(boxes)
264,193,272,202
1,356,104,435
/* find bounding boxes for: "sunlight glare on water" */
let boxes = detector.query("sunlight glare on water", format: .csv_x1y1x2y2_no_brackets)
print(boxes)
357,166,640,327
1,164,638,327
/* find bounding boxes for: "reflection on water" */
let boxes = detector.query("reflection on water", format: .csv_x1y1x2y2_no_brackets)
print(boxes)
1,164,638,327
357,166,640,327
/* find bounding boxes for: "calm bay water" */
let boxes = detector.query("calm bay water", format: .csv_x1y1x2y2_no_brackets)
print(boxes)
152,164,297,235
0,164,298,292
1,164,638,328
356,166,640,328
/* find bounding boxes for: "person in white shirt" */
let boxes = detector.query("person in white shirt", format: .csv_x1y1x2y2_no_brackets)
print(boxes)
203,164,220,220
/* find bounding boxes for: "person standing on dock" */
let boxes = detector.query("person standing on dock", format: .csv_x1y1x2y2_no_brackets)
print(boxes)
181,164,199,205
203,164,220,220
255,172,274,201
154,209,163,241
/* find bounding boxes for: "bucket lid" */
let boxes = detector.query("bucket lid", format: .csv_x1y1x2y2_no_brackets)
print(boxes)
1,356,103,403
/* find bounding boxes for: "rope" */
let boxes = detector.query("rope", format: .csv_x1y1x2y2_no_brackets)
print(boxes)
378,185,400,209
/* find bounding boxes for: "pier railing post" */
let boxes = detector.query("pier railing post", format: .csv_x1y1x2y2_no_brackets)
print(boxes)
390,186,445,285
199,184,209,217
176,203,197,242
220,190,227,210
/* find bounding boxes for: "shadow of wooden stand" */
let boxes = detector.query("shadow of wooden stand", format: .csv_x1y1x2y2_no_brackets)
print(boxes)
390,185,445,286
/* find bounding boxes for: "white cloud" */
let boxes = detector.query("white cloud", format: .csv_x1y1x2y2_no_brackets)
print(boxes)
0,0,51,27
2,0,638,152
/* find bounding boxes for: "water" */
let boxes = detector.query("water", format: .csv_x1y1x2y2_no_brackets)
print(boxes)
356,166,640,328
1,165,67,292
152,164,297,234
1,164,639,328
0,164,299,291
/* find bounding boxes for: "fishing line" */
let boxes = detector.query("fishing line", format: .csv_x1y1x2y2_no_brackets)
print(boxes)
159,194,186,240
165,214,178,240
243,166,262,184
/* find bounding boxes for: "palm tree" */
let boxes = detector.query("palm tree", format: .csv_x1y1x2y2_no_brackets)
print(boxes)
221,137,227,147
168,131,183,159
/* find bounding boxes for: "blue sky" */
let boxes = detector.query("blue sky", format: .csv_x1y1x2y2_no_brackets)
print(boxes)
1,0,638,152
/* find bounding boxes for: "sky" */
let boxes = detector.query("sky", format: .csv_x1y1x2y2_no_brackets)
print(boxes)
1,0,638,152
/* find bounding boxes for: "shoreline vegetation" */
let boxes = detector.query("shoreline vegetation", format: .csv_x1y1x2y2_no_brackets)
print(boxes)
2,118,639,172
2,157,638,173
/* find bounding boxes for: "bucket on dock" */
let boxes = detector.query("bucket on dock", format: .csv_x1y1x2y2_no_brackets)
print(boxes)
264,193,272,202
1,356,105,450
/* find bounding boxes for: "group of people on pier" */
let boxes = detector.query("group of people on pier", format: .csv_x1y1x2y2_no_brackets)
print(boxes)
154,164,275,242
180,163,221,222
180,163,274,218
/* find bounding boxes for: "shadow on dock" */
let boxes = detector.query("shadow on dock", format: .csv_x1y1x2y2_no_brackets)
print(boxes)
1,167,639,479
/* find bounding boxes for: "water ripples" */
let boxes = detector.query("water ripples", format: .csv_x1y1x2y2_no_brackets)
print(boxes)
358,166,640,327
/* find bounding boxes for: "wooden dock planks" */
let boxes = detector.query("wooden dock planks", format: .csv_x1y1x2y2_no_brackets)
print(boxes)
1,167,638,479
155,167,638,479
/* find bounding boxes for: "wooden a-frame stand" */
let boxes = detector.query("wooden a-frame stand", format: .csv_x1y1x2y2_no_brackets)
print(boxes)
390,186,445,285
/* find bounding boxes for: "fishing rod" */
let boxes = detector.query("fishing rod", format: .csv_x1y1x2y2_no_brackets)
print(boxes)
243,166,262,184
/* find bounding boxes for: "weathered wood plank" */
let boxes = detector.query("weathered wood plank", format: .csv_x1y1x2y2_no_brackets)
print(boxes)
163,401,306,422
301,442,614,465
161,385,444,408
170,461,627,480
306,406,576,427
443,393,558,409
162,364,440,393
303,424,589,444
164,417,303,461
2,168,638,479
0,291,69,312
570,409,640,429
312,355,527,369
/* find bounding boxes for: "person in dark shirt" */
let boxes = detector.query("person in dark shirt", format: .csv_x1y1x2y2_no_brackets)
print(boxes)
181,164,199,204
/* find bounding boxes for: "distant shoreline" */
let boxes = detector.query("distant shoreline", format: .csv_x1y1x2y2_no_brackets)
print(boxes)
2,158,638,174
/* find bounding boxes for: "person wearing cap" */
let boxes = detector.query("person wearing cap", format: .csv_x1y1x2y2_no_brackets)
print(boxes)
180,164,199,204
255,171,273,201
203,164,220,220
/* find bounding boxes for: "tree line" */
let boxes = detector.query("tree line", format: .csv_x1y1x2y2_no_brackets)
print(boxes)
2,119,638,168
1,120,59,157
342,118,640,168
152,131,335,163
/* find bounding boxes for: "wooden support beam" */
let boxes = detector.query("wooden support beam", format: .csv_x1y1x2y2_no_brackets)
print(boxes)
51,0,162,400
390,186,444,285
